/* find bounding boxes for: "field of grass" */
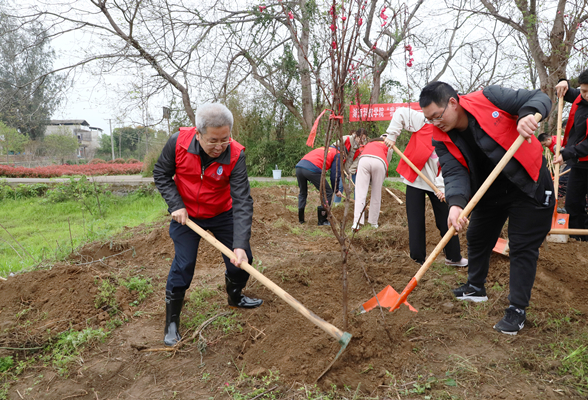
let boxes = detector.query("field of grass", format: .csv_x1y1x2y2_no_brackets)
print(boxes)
0,183,167,276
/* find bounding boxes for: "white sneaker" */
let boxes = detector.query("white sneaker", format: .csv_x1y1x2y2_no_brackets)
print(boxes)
445,258,468,267
352,222,362,231
369,223,378,228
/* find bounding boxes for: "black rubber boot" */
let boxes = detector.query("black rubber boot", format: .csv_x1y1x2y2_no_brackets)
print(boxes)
298,208,305,224
225,273,263,308
317,206,330,226
164,290,185,347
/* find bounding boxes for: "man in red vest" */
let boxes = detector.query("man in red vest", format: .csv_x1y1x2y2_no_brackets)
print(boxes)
554,73,588,241
295,146,341,225
154,103,263,347
419,81,554,335
384,107,466,267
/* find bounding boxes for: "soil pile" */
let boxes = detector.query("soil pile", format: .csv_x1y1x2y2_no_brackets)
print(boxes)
1,185,587,399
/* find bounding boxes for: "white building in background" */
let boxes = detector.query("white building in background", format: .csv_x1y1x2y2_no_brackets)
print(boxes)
45,120,103,158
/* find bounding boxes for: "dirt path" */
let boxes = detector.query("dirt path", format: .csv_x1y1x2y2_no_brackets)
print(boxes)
1,185,587,399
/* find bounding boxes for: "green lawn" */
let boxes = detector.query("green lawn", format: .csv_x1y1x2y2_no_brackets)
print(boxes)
0,189,167,276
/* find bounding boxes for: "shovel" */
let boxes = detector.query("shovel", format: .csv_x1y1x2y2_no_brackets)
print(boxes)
392,144,443,200
184,219,352,371
548,96,570,242
361,113,542,314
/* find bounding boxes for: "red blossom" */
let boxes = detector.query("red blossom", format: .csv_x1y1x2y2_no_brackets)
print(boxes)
258,5,266,12
329,5,335,16
341,16,346,21
288,11,294,19
358,17,363,26
330,24,336,31
331,41,337,49
380,7,387,20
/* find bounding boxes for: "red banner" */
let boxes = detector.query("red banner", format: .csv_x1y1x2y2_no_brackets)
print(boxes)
349,103,421,122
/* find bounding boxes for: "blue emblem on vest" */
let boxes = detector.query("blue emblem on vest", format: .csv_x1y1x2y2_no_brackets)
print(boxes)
217,166,223,175
492,111,499,118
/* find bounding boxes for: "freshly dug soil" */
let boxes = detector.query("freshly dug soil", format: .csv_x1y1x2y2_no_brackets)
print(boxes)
1,184,586,399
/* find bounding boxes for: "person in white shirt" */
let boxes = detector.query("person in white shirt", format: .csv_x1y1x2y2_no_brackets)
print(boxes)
384,107,467,267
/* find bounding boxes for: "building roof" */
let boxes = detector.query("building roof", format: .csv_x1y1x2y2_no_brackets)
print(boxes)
49,120,90,126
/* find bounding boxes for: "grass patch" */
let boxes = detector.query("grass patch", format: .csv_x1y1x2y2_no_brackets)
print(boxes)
383,179,407,193
0,183,167,276
249,179,297,188
183,286,242,342
45,328,108,376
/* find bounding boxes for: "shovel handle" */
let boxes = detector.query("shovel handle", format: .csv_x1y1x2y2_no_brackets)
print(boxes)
184,219,348,343
391,113,542,308
553,96,564,199
392,144,442,198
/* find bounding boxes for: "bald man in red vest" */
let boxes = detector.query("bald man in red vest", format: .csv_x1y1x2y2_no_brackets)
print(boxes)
419,81,554,335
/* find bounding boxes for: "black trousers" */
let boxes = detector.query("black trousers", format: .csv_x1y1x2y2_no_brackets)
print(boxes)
405,185,462,264
296,167,333,209
466,192,552,309
166,210,250,293
564,166,588,240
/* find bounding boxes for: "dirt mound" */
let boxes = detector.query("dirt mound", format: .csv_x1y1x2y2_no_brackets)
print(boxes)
1,185,587,399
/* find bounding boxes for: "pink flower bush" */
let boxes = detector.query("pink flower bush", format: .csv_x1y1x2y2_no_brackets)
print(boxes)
0,162,144,178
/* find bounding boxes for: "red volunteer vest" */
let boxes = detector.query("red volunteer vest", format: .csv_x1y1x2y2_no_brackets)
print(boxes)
302,147,340,169
548,136,557,155
396,124,437,183
432,91,543,181
361,141,390,174
174,127,244,219
563,95,588,161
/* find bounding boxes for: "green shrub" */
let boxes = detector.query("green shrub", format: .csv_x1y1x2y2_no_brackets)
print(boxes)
126,158,140,164
89,158,106,164
0,356,14,372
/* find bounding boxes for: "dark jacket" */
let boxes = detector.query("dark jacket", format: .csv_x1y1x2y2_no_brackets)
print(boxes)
561,85,588,168
434,85,553,210
153,131,254,249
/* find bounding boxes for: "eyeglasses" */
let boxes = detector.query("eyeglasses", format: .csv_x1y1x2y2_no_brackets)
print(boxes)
200,137,233,148
424,103,449,124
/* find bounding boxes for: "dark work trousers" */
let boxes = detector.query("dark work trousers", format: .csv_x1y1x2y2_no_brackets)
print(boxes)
405,185,462,264
564,166,588,240
166,210,251,293
296,167,333,209
466,192,553,309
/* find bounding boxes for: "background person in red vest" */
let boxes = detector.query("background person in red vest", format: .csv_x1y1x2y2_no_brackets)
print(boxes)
420,81,553,335
352,136,393,230
295,146,341,225
554,74,588,241
153,103,263,347
332,128,368,203
384,107,467,267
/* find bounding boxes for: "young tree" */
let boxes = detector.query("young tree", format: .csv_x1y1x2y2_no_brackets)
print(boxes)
0,121,28,163
42,129,79,164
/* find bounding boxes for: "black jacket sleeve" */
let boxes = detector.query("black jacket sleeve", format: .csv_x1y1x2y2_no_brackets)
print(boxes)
483,85,551,121
153,132,186,214
229,151,254,249
433,139,471,209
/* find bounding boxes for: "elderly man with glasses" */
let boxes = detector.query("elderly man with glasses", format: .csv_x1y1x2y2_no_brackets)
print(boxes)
419,82,553,335
154,103,262,347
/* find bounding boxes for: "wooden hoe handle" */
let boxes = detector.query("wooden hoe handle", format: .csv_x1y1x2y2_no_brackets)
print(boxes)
553,96,564,199
392,144,442,198
184,219,349,344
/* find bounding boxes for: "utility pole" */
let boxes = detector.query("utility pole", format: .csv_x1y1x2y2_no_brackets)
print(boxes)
108,119,114,161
